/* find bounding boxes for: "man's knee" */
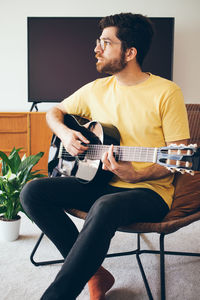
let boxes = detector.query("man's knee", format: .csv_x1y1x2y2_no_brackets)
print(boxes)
20,179,43,211
84,195,118,239
87,195,115,221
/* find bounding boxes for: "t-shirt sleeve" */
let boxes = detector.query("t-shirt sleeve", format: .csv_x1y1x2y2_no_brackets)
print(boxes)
61,82,92,119
160,87,190,142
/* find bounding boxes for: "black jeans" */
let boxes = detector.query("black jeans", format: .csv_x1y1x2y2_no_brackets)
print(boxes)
20,176,169,300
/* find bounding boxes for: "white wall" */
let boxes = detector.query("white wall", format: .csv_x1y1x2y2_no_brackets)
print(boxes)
0,0,199,112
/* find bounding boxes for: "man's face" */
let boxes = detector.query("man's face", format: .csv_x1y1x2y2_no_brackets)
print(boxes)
95,26,127,75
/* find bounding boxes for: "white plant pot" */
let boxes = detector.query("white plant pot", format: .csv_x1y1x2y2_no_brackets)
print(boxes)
0,216,21,242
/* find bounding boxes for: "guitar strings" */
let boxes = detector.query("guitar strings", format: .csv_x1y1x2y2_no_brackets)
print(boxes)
55,142,193,171
59,144,156,162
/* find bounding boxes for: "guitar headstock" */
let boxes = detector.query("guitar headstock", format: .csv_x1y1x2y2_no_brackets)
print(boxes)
157,144,200,175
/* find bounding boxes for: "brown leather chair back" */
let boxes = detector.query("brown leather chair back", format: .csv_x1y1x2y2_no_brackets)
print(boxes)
186,104,200,145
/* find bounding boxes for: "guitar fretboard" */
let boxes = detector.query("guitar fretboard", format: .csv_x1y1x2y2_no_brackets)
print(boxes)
60,144,157,163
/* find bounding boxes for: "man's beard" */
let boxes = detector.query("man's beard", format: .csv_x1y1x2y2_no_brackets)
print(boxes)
96,51,127,75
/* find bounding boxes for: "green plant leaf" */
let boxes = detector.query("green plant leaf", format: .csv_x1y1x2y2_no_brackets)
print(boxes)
0,149,45,220
0,206,6,215
18,152,44,174
0,151,11,175
0,193,7,203
28,169,46,181
8,147,22,173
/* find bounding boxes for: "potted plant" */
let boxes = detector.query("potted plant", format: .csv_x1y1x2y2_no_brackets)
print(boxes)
0,147,45,241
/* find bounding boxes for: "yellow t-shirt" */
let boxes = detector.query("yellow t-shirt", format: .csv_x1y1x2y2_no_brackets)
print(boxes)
62,74,190,208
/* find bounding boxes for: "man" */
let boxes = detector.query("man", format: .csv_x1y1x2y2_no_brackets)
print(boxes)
21,13,190,299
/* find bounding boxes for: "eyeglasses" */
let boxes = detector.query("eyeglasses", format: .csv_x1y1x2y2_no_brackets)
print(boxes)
96,38,121,51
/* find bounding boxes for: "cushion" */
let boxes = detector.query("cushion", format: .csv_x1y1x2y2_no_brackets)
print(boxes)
163,172,200,221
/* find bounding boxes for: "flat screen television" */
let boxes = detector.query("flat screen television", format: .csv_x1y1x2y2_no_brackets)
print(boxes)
28,17,174,104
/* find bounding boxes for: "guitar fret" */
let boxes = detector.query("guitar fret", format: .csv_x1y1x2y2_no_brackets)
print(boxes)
59,143,64,158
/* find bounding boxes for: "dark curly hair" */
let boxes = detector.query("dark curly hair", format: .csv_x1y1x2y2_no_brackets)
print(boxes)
99,13,154,67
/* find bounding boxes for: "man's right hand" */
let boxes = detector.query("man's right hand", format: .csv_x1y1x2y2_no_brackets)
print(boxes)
60,128,89,157
46,105,89,157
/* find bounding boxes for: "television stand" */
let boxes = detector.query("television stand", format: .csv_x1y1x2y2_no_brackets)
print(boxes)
30,102,40,112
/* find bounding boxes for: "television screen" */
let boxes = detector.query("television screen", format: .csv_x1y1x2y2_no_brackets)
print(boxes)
28,17,174,103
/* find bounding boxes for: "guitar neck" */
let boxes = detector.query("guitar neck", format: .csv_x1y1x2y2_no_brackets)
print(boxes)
85,145,157,163
57,141,200,174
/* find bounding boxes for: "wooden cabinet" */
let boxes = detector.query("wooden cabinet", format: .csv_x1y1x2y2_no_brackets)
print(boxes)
0,112,52,174
0,113,30,157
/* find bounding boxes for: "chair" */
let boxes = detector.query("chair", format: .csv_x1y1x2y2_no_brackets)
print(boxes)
30,104,200,300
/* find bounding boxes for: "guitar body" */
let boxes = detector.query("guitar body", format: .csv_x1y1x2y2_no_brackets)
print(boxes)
48,114,120,184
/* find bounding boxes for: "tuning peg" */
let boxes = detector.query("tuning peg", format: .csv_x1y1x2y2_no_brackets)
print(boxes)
185,161,190,168
177,149,181,155
171,167,185,174
187,150,192,155
166,167,195,175
186,169,195,176
167,167,176,173
188,143,197,148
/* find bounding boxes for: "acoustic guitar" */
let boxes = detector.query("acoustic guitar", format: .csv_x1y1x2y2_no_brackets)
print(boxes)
48,114,200,183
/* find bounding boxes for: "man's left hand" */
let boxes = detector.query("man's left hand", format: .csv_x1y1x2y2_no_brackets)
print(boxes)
101,144,138,183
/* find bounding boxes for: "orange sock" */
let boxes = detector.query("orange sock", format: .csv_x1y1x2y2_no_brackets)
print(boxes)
88,266,115,300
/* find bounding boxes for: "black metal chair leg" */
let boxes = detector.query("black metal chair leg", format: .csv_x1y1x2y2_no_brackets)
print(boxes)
136,234,154,300
31,232,154,299
30,230,200,299
30,232,64,266
160,234,166,300
30,232,45,266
